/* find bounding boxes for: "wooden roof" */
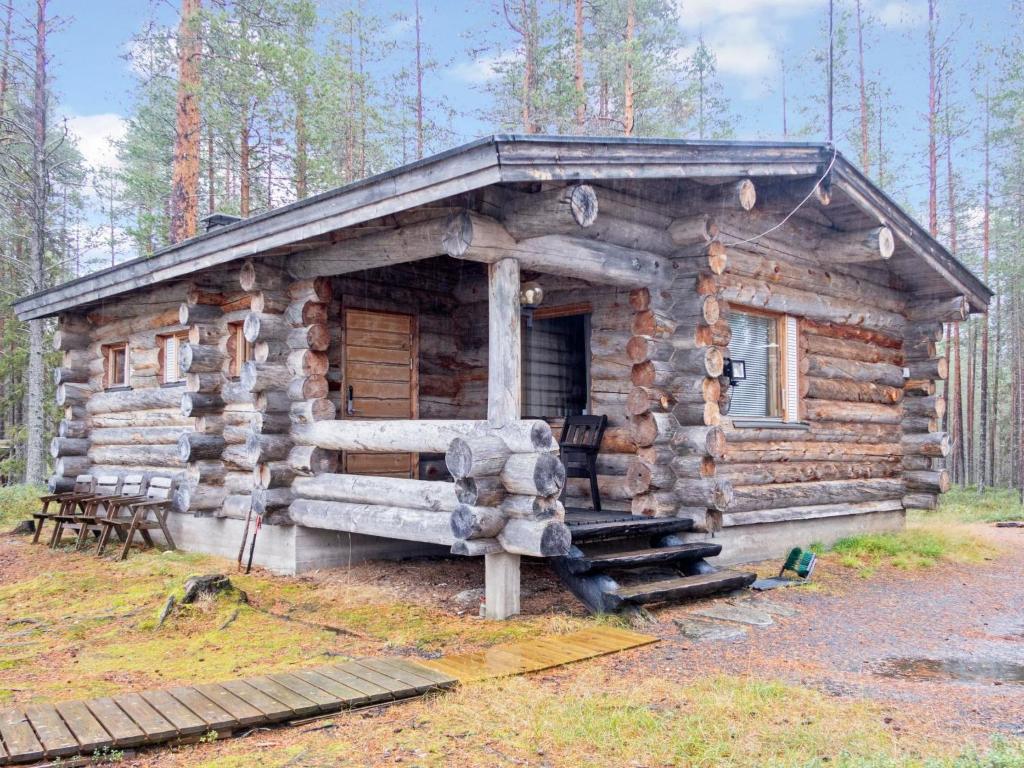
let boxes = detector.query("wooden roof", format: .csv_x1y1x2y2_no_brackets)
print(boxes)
12,135,991,321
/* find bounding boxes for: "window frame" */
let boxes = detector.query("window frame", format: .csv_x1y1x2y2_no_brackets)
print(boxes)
103,342,130,390
158,330,190,386
726,307,802,425
227,321,254,379
521,307,592,421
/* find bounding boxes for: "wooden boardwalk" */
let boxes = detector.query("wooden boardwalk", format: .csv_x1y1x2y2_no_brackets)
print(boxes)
0,628,656,765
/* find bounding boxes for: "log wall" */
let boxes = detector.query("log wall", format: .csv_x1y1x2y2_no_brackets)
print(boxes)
50,286,196,494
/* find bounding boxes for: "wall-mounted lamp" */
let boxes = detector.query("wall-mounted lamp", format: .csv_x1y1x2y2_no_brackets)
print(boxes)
520,281,544,328
724,358,746,387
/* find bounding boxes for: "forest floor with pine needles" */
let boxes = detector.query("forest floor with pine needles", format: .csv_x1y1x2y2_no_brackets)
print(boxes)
0,488,1022,766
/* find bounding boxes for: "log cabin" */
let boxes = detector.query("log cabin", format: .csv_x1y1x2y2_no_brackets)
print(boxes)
13,136,991,618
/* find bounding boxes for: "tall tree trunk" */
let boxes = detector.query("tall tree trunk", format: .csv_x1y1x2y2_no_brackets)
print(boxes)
927,0,938,236
827,0,834,142
414,0,424,157
207,124,215,213
239,109,250,217
0,0,13,122
979,85,991,490
855,0,869,172
623,0,635,136
574,0,584,132
170,0,202,243
25,0,48,485
294,104,307,199
967,320,976,485
876,90,885,185
992,292,1002,485
945,75,963,485
518,0,539,133
780,55,788,138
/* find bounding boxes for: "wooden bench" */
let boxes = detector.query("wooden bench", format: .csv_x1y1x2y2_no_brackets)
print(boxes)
96,477,177,560
32,475,95,545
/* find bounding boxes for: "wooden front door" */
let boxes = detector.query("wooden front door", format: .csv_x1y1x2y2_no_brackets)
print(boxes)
341,308,419,477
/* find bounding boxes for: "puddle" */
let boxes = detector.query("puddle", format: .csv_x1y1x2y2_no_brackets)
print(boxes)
873,657,1024,685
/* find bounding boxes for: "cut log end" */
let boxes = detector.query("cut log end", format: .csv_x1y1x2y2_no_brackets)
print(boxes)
568,184,599,227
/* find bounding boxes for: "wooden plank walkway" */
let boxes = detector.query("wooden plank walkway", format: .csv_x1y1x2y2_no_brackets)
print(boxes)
0,628,656,765
417,626,657,682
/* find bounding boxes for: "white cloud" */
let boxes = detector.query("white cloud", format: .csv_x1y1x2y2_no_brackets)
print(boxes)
447,51,519,85
876,1,926,28
677,0,821,28
65,113,127,171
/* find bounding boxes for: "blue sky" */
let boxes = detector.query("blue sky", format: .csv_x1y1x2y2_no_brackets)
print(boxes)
50,0,1016,264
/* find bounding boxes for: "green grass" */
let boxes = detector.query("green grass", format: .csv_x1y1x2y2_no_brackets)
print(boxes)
933,486,1024,523
0,483,44,530
818,518,995,577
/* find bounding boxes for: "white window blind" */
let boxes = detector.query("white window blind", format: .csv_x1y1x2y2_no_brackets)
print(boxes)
727,311,801,421
784,315,800,422
163,335,180,384
727,312,780,418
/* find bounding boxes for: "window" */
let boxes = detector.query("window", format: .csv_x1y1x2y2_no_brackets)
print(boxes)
726,311,800,422
159,331,189,385
103,343,129,389
522,312,590,419
227,322,254,378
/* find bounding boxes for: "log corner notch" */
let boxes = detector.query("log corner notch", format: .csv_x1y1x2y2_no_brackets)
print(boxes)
50,314,95,492
900,310,958,511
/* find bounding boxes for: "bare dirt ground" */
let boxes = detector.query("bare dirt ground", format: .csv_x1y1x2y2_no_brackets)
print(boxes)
1,520,1022,766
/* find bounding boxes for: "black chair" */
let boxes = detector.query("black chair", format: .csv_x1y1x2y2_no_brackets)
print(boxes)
559,414,608,512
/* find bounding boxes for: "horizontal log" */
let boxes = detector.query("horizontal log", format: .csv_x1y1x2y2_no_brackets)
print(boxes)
58,419,88,439
178,432,226,462
252,488,293,514
717,499,904,527
88,444,183,467
251,291,289,315
446,435,510,479
90,426,186,445
289,399,336,425
500,453,566,496
186,372,222,394
719,273,905,334
906,358,948,380
498,518,571,557
293,472,460,512
50,436,89,458
802,399,902,425
724,441,900,462
287,376,329,401
902,396,946,419
802,333,904,365
455,476,505,507
245,432,292,463
500,494,563,521
674,477,734,511
86,387,183,414
54,367,89,385
241,361,290,393
288,277,333,303
803,354,905,387
902,493,937,510
181,344,224,374
53,330,90,351
56,383,91,407
293,419,555,454
181,392,224,418
288,498,455,545
240,259,288,292
716,460,900,485
904,469,950,493
907,296,968,323
451,504,507,539
805,377,904,404
727,478,905,513
175,483,227,513
286,324,330,351
254,461,294,489
446,212,670,288
499,183,598,239
902,431,949,457
243,313,289,344
630,411,678,447
288,445,338,475
671,425,726,457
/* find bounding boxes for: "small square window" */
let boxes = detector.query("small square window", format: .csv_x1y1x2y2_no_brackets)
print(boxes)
104,343,129,389
227,322,254,378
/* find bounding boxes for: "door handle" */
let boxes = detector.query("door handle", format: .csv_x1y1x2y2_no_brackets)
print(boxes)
346,385,355,416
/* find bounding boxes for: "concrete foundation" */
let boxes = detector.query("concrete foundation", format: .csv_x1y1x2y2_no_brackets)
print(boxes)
162,513,448,575
691,509,907,567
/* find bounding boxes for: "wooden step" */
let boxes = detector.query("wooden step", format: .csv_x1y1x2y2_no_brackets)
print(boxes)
607,570,756,610
562,542,723,575
567,516,694,543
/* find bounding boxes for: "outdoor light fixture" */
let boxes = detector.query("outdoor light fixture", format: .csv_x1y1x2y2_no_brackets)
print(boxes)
520,281,544,328
724,358,746,387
